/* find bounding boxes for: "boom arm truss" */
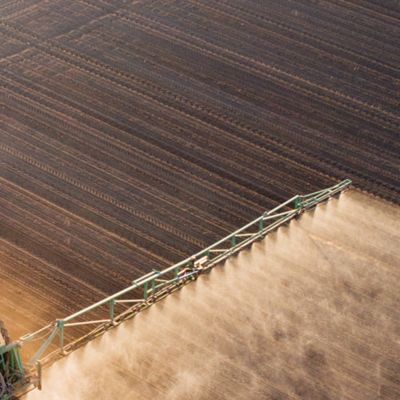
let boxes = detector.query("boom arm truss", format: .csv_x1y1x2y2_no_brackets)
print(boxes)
16,179,351,395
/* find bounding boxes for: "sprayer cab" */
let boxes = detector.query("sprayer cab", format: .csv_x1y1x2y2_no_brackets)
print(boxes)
0,321,26,400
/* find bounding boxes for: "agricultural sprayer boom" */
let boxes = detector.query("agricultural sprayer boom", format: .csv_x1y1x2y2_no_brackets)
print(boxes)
4,179,351,398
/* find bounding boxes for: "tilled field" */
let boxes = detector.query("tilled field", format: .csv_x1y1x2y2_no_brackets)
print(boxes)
0,0,399,341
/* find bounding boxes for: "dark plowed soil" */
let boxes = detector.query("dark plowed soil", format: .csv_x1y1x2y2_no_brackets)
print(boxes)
0,0,399,341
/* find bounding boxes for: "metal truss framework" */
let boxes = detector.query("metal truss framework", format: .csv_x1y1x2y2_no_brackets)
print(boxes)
5,179,351,397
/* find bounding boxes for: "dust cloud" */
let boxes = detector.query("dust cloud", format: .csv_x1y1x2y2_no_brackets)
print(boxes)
27,191,400,400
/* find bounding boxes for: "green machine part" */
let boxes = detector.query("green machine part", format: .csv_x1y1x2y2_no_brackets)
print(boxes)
0,322,25,400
